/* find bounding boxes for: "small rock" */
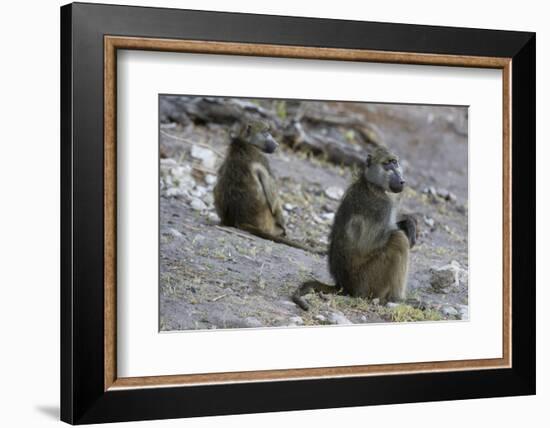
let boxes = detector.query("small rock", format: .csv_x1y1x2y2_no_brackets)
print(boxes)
327,311,352,325
423,186,438,197
160,122,177,129
190,145,217,169
160,158,177,167
325,186,344,201
386,302,400,309
191,185,208,197
437,188,457,202
204,174,217,185
457,304,469,320
172,165,194,181
190,198,207,211
430,261,464,291
165,187,186,198
371,298,380,306
360,315,367,322
168,228,182,238
441,306,459,317
314,314,326,322
283,203,295,211
207,212,220,223
423,216,435,228
289,316,304,326
321,212,335,222
244,317,263,328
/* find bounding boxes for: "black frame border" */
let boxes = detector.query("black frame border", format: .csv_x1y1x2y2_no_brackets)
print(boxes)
61,2,535,424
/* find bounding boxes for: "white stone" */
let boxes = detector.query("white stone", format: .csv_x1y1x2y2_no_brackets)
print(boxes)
423,186,437,197
190,198,207,211
244,317,263,328
430,261,464,290
207,212,220,223
165,187,185,198
441,306,459,317
190,187,206,198
204,174,217,185
289,316,304,326
160,122,177,129
423,216,435,228
386,302,400,309
457,304,469,320
168,228,182,238
160,158,177,167
314,314,326,322
437,188,457,202
325,186,344,201
327,311,352,325
190,145,217,169
171,165,191,179
321,212,335,222
283,203,295,211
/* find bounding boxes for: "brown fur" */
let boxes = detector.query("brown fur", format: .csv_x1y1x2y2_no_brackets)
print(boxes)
292,146,414,310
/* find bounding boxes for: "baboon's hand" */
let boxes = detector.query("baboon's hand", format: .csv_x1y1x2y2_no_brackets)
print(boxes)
397,215,418,249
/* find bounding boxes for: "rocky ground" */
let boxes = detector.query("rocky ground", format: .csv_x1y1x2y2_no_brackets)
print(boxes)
159,97,469,331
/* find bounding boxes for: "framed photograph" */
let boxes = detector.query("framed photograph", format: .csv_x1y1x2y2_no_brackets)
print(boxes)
60,2,535,424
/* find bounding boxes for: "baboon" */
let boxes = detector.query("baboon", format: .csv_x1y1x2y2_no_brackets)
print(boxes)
214,120,320,253
292,146,417,310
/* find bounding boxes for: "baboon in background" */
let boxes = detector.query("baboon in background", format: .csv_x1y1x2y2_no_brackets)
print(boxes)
292,146,417,310
214,120,320,253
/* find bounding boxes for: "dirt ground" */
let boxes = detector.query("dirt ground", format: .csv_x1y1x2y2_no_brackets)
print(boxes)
159,99,469,331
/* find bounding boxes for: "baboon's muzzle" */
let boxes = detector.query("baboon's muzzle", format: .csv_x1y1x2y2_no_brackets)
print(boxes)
389,175,405,193
263,137,279,154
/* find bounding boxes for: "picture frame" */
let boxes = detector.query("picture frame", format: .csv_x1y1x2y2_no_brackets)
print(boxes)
60,2,535,424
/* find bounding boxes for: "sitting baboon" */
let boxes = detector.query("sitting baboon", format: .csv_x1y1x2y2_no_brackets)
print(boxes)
292,146,417,310
214,120,320,253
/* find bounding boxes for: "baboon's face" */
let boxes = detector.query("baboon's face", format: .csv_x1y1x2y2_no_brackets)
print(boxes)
242,123,279,153
250,129,279,153
365,151,406,193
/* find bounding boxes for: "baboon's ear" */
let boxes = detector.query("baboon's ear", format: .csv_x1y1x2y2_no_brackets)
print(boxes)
366,154,372,167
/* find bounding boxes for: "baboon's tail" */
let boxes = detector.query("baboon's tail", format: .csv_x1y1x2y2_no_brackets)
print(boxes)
292,280,341,311
238,224,327,255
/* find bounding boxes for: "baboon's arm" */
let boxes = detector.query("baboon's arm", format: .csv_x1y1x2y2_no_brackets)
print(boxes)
253,164,281,217
397,214,418,248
